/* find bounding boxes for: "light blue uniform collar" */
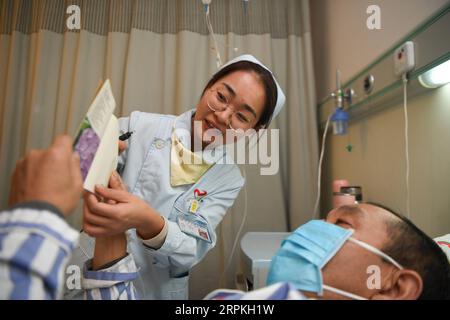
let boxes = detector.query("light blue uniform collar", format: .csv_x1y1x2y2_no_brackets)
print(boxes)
173,109,194,149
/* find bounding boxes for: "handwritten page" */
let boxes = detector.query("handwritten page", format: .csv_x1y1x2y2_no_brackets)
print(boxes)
73,80,119,192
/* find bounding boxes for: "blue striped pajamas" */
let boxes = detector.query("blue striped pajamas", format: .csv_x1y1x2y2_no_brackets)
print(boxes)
0,202,138,300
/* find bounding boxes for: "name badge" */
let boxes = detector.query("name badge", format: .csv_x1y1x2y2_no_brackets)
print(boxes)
177,214,212,243
189,199,199,214
188,189,207,214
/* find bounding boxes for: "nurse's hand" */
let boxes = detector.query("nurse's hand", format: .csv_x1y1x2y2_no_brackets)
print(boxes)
83,172,164,238
118,140,127,154
87,171,128,269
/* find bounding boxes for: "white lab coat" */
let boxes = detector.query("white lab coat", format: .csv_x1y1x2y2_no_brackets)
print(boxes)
65,109,244,300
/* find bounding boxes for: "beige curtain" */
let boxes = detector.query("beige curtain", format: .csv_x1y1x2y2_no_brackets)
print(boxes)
0,0,318,298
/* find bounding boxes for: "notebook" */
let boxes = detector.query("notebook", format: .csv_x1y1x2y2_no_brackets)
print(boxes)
73,80,119,193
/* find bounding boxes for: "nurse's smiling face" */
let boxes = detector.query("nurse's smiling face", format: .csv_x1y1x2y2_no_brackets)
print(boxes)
193,70,267,149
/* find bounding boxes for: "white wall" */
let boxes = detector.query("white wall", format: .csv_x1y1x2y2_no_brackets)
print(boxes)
311,0,450,100
323,85,450,237
310,0,450,237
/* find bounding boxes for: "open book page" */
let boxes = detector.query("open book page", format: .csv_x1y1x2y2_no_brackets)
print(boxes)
73,80,119,192
83,115,119,192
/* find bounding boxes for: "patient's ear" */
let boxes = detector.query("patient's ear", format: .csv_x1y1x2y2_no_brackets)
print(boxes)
372,269,423,300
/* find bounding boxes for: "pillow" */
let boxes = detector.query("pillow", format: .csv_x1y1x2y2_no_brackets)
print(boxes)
434,234,450,263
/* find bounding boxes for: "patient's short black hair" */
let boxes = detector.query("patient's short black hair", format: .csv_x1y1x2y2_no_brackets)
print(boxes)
367,202,450,300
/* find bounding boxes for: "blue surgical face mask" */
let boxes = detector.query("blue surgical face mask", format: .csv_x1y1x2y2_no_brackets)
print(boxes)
267,220,404,300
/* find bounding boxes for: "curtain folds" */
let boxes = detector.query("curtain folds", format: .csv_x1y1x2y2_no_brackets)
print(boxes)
0,0,306,37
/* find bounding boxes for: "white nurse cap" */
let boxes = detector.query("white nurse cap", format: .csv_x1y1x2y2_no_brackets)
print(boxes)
220,54,286,122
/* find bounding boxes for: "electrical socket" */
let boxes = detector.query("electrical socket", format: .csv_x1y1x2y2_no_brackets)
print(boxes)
394,41,415,77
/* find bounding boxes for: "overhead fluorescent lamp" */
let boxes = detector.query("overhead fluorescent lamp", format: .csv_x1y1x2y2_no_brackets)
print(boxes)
419,59,450,88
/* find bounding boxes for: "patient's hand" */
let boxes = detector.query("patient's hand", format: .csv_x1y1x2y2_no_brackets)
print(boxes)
89,171,128,270
8,135,83,216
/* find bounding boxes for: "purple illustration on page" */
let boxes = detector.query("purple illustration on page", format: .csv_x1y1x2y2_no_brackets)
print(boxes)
74,123,100,180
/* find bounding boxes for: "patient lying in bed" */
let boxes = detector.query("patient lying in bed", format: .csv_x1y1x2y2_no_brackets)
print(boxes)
208,203,450,300
83,196,450,300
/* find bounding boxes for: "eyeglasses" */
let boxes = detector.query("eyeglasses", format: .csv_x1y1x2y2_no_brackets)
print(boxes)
206,85,256,131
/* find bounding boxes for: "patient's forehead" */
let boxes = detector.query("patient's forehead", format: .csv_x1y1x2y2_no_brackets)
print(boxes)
359,204,403,224
327,203,400,222
326,204,400,248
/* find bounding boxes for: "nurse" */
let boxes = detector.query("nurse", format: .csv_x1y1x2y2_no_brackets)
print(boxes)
71,55,286,299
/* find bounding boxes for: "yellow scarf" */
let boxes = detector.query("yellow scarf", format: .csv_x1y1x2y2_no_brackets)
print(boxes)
170,133,213,187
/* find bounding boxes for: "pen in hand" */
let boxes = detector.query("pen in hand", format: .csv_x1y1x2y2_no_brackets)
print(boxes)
116,131,134,175
119,131,134,141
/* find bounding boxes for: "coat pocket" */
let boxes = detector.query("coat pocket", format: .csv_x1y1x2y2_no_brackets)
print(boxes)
164,272,189,300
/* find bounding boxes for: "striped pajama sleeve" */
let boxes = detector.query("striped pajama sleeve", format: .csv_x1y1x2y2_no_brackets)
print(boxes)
82,253,138,300
0,202,79,300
